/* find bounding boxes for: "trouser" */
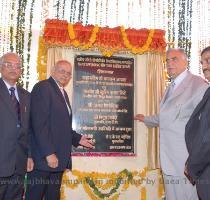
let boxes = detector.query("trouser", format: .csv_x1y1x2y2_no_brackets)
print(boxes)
0,174,25,200
25,170,63,200
163,173,199,200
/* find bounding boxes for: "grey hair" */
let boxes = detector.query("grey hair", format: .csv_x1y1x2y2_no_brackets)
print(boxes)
166,48,188,60
0,52,21,65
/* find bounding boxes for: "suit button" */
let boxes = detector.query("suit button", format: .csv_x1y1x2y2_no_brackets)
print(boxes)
17,124,21,128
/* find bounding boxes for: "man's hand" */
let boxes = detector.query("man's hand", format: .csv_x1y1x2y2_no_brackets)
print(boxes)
184,164,188,176
184,164,195,185
79,135,94,149
27,158,34,172
134,114,145,122
46,154,58,168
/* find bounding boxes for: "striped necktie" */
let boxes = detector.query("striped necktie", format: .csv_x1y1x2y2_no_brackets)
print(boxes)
165,81,175,100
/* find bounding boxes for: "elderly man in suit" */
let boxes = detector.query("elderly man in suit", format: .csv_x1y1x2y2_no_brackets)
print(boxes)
134,48,208,200
25,60,94,200
0,52,33,200
185,46,210,200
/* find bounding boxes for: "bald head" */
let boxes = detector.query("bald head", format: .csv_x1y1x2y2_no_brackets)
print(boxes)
51,60,72,87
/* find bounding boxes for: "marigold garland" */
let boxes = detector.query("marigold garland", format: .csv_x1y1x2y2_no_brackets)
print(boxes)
81,25,99,50
60,168,150,200
43,20,166,51
38,20,166,79
120,26,155,54
67,23,99,49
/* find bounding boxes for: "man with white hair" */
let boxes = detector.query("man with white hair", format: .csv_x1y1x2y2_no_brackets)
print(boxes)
0,52,33,199
26,60,94,200
135,48,208,200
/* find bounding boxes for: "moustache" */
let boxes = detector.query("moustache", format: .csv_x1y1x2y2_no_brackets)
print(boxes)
203,69,210,73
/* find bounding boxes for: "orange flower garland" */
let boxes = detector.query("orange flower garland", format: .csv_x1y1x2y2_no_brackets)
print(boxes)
120,26,155,54
38,19,166,80
43,19,166,56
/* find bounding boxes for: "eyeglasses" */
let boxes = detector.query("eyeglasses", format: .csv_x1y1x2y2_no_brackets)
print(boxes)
200,57,210,65
166,57,178,63
2,62,21,69
56,68,72,77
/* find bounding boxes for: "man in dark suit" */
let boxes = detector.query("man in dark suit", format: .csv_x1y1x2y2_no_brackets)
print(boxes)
185,46,210,200
25,60,94,200
0,52,33,200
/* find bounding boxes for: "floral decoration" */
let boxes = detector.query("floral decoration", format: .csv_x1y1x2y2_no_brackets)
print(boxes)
60,168,150,200
37,19,166,80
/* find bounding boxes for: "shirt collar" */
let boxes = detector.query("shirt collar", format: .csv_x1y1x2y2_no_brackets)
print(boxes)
172,69,188,89
2,79,17,91
52,77,63,89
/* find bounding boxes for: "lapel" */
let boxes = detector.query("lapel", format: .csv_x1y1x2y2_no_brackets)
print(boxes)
48,77,66,103
189,87,210,119
63,89,72,113
161,83,172,106
17,86,27,124
48,77,72,116
161,71,192,108
0,78,18,121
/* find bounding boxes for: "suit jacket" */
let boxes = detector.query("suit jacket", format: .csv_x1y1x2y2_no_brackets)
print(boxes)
30,77,81,172
144,71,208,176
185,87,210,181
0,78,30,177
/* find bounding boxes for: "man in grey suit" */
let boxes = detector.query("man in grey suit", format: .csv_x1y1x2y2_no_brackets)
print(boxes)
134,48,208,200
185,46,210,200
0,52,33,199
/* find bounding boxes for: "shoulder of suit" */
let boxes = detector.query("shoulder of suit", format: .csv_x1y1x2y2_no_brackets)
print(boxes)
190,74,208,85
32,79,51,90
17,86,30,96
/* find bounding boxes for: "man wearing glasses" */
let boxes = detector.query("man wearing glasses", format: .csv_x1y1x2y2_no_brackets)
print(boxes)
185,46,210,200
135,48,208,200
0,52,33,199
25,60,94,200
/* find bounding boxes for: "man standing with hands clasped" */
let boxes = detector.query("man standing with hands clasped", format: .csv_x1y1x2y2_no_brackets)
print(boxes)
185,46,210,200
134,48,208,200
0,52,33,200
25,60,94,200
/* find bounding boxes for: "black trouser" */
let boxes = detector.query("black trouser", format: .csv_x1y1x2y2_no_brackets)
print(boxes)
25,170,63,200
0,174,25,200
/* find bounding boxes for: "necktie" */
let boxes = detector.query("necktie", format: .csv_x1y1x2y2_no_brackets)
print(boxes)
168,81,175,96
63,89,71,108
60,88,71,114
9,87,21,124
165,81,175,100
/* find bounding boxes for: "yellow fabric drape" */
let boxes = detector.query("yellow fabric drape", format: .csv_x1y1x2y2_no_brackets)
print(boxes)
145,53,165,169
144,53,165,198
